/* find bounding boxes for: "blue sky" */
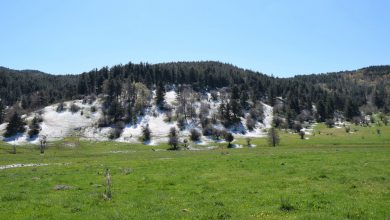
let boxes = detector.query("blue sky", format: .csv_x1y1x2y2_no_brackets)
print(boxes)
0,0,389,77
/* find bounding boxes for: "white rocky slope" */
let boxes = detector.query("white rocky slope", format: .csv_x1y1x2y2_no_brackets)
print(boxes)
0,91,273,145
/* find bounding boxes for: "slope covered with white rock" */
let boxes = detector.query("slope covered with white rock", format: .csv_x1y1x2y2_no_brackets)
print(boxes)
1,90,273,145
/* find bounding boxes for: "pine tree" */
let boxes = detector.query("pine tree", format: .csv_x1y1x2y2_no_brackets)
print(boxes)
345,98,360,120
224,132,234,148
155,82,166,108
4,112,26,137
240,90,249,110
316,100,328,122
230,99,241,122
28,116,41,138
0,100,4,124
142,124,152,143
231,86,240,100
168,127,179,150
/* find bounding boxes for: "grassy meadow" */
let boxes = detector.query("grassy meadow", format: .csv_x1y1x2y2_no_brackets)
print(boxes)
0,122,389,219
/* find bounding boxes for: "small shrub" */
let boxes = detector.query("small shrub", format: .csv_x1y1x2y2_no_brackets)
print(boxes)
56,102,66,112
202,124,214,136
109,121,124,139
325,119,335,128
246,137,251,147
299,130,305,139
97,117,110,128
246,116,256,131
383,117,388,126
292,122,303,133
103,169,112,200
70,103,80,113
90,106,97,113
280,196,295,211
182,139,188,149
190,129,201,142
213,128,225,140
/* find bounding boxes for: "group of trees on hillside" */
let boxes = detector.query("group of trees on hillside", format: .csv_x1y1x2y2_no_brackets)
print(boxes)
1,62,389,141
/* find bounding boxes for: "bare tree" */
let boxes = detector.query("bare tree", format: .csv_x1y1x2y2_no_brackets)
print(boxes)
39,135,47,154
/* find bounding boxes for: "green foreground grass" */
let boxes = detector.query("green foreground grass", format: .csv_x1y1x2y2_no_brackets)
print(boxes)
0,123,389,219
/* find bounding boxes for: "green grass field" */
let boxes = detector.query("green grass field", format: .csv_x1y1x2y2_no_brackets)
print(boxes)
0,123,389,219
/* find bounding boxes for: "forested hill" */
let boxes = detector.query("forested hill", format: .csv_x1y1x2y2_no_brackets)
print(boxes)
0,62,389,119
0,67,78,107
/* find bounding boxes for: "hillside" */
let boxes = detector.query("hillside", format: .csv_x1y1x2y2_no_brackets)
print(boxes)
0,62,389,144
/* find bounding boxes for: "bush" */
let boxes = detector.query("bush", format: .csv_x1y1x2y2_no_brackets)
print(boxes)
325,119,335,128
299,130,305,139
56,102,66,112
273,116,284,128
90,106,97,113
70,103,80,113
280,196,295,211
213,128,225,140
97,116,110,128
190,129,201,142
352,117,361,125
202,124,214,136
109,121,124,139
246,116,256,131
383,117,388,126
292,122,302,133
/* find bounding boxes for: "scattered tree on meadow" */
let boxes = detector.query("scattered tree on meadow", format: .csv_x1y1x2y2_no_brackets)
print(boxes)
4,112,26,137
299,130,305,139
268,127,280,147
168,127,179,150
224,132,234,148
246,137,252,147
142,124,152,143
190,129,201,142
